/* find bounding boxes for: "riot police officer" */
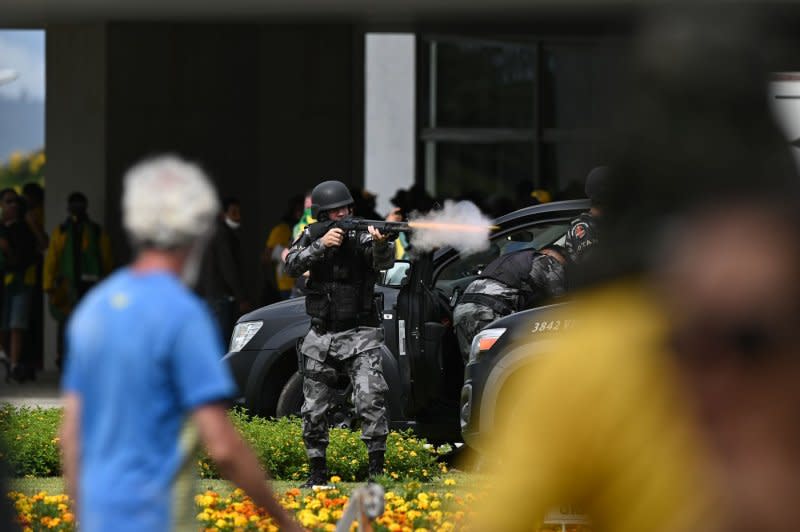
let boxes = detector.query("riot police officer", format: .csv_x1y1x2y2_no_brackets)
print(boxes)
453,245,568,361
284,180,395,487
565,166,608,264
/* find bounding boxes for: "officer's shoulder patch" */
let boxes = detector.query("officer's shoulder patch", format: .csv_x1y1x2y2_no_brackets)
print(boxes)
573,223,587,239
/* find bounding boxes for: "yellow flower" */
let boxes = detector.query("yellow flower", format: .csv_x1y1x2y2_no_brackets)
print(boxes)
298,509,319,527
330,475,341,483
444,478,456,486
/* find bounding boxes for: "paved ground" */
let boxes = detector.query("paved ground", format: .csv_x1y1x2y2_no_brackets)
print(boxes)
0,370,62,408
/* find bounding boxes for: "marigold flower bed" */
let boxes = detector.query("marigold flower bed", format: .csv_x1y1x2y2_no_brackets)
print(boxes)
9,480,592,531
8,482,477,532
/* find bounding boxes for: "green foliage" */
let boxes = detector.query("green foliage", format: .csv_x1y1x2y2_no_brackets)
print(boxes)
200,411,441,482
0,405,62,477
2,406,443,482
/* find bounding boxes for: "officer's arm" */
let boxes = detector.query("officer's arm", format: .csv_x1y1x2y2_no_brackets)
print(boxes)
284,230,326,277
530,256,567,299
60,393,81,514
360,231,396,270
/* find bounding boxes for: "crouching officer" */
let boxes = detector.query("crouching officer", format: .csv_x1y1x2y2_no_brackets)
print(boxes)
453,245,568,361
285,180,395,487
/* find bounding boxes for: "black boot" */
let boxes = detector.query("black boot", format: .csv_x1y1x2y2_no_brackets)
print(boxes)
368,451,385,481
299,457,329,488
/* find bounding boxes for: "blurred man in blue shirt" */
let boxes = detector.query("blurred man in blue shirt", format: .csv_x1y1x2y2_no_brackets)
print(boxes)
59,156,301,532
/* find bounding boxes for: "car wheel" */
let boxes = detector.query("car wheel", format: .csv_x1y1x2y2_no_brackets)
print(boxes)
276,371,304,417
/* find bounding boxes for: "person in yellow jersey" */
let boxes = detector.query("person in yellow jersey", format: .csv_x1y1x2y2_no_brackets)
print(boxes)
286,192,317,298
292,192,316,241
263,194,304,300
474,8,799,532
43,192,113,370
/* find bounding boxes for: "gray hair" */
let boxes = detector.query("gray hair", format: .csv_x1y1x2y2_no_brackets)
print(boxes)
122,155,219,250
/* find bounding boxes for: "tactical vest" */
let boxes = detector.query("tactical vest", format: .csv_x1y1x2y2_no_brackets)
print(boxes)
476,248,548,310
480,248,538,291
304,221,379,332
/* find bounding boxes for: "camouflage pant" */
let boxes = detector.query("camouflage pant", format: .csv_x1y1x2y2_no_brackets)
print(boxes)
301,349,389,459
453,302,501,363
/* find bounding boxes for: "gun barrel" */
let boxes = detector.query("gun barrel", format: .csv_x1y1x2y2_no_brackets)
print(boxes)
344,218,410,233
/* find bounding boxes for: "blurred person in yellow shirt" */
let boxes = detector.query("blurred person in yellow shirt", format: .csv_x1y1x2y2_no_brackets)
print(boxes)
475,282,717,531
263,194,304,301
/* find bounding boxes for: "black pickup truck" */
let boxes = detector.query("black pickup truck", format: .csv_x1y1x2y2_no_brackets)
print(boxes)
223,199,590,444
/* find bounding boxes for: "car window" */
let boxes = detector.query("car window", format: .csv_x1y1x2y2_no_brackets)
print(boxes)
380,261,411,287
434,221,572,298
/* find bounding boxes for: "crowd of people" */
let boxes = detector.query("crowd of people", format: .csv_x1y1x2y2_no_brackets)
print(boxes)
0,187,112,383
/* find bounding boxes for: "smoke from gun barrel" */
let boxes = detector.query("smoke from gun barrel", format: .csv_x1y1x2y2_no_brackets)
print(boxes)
408,200,495,256
407,221,499,233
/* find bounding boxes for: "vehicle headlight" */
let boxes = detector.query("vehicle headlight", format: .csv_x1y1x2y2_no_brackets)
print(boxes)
229,321,263,352
468,328,506,364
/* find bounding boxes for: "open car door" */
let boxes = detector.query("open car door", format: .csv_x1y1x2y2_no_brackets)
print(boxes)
395,250,453,415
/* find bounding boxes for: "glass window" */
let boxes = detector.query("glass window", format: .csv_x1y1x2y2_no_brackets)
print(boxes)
380,261,411,287
430,39,536,129
434,141,534,202
419,35,628,217
541,44,626,129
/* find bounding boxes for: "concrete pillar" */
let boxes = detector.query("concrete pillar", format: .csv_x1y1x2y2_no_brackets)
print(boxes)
45,24,107,370
364,34,416,217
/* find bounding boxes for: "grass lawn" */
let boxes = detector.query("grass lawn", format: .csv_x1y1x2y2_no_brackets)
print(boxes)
9,470,484,497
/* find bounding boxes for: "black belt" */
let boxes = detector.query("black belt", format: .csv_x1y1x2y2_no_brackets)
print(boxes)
458,293,516,316
311,315,378,334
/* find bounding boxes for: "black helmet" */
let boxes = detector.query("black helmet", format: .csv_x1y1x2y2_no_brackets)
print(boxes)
310,180,354,217
584,166,609,205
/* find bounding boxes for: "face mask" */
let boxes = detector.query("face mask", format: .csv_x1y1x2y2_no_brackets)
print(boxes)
225,217,240,230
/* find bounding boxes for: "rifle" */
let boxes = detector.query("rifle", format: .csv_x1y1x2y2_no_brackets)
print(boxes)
308,217,411,241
